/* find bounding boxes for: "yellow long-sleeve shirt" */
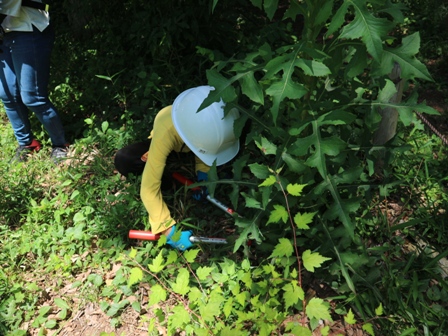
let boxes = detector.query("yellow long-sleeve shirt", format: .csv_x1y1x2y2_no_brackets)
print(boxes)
140,106,209,234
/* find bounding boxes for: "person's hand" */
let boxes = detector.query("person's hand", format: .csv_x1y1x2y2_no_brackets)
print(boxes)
192,171,208,201
166,225,193,251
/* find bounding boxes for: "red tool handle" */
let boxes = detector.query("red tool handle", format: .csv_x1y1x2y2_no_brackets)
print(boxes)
129,230,161,241
172,172,200,191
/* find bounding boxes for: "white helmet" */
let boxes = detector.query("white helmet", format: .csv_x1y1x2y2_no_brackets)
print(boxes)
172,86,240,166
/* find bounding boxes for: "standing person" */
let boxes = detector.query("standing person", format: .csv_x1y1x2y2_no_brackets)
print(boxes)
0,0,68,163
114,86,240,251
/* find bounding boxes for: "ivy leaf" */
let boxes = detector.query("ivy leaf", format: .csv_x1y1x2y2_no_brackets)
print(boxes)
183,249,199,263
148,251,165,273
196,266,214,281
169,305,190,329
283,281,305,310
306,298,332,321
377,33,433,81
171,268,190,295
286,183,306,196
362,323,375,336
294,212,316,230
339,0,393,61
267,205,288,224
148,284,167,306
344,309,356,325
128,267,143,286
302,250,331,272
270,238,294,258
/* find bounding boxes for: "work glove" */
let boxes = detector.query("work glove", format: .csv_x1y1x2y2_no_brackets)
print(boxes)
166,225,193,251
192,171,208,201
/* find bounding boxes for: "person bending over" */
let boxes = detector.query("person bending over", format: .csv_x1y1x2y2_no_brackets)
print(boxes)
114,86,240,251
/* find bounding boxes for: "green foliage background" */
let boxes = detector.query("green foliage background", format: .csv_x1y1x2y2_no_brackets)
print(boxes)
1,0,448,335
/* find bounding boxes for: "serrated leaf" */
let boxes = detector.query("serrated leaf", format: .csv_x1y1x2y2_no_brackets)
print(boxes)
375,302,383,316
294,212,316,230
270,238,294,258
255,137,277,155
128,248,137,259
259,175,277,187
183,249,199,263
283,281,305,310
169,305,190,329
344,308,356,324
148,251,165,273
196,266,214,281
377,32,432,81
148,284,167,306
171,268,190,295
306,298,332,321
223,297,234,318
302,250,331,272
339,0,392,61
362,323,375,335
267,204,288,224
241,192,262,209
249,163,270,179
128,267,143,286
287,183,306,196
296,59,332,77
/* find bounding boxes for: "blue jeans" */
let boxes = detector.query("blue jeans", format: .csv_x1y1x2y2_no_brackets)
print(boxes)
0,25,66,147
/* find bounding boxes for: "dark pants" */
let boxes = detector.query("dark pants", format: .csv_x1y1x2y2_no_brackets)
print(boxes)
114,140,150,177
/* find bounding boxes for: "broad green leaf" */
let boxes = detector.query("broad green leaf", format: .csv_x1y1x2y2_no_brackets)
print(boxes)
255,137,277,155
231,60,265,105
223,297,234,318
263,0,279,21
267,204,288,224
234,217,263,252
259,175,277,187
326,1,350,37
296,59,332,77
54,298,70,310
196,266,214,281
302,250,331,272
283,281,305,310
287,183,306,196
319,110,356,126
294,212,316,230
148,251,165,273
199,296,222,322
128,248,137,259
270,238,294,258
171,268,190,295
339,0,392,61
249,163,270,179
183,249,199,263
287,325,312,336
306,298,332,321
315,0,334,26
128,267,143,286
376,33,433,81
344,309,356,324
241,192,262,209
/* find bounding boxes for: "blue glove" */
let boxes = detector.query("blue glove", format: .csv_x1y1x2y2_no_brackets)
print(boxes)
166,225,193,251
193,171,208,201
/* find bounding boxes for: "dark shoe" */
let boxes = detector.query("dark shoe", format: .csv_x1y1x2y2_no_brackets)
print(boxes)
51,145,68,164
11,139,42,163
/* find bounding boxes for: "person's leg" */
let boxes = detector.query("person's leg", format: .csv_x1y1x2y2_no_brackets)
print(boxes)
114,140,151,177
6,26,66,147
0,36,34,146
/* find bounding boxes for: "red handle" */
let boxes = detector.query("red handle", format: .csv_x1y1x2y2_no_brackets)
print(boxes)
129,230,161,240
172,172,201,191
